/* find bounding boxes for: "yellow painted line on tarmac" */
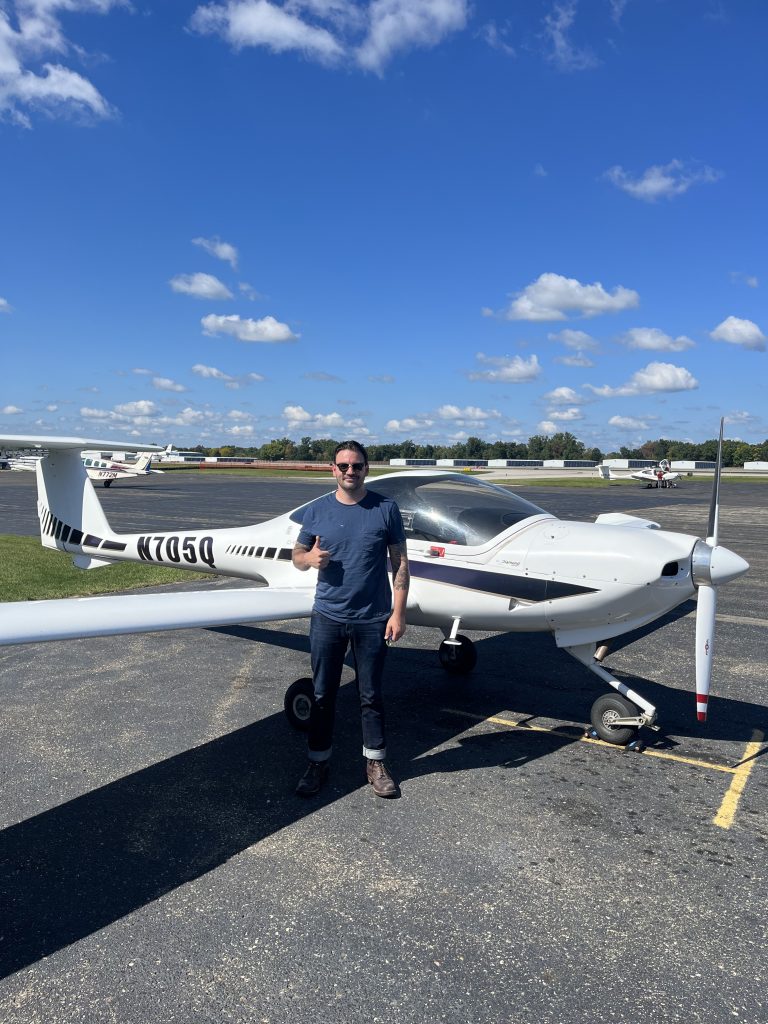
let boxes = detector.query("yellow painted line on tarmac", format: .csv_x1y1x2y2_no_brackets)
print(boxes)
716,613,768,628
712,730,765,830
442,708,739,774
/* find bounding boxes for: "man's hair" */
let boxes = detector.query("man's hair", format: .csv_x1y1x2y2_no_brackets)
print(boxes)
333,440,368,464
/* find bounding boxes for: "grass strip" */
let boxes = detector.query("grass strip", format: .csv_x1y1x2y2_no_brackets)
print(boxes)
0,535,210,603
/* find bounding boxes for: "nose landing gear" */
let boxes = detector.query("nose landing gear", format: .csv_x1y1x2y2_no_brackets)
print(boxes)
566,642,659,747
284,677,313,731
438,616,477,675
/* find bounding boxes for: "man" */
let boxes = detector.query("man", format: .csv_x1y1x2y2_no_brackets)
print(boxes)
292,441,409,798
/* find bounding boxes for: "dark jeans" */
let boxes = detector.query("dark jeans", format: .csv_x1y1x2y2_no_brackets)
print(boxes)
307,611,389,762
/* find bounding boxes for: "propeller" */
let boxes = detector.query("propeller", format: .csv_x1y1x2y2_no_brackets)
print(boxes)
690,419,749,722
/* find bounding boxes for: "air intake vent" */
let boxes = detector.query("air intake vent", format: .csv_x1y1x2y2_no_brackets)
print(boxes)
661,561,679,577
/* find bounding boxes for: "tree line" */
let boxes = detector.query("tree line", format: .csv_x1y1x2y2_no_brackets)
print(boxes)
184,431,768,467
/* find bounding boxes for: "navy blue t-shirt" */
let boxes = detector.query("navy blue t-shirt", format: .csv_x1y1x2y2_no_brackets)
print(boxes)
297,489,406,622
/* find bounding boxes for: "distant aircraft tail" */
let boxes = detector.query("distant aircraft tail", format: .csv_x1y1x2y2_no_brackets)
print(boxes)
133,452,154,473
36,451,123,568
596,465,612,480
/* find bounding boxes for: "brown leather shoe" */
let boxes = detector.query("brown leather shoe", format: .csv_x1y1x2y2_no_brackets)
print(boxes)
296,760,329,797
366,759,397,798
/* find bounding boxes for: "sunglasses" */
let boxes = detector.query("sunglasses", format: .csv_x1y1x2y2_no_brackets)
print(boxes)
335,461,365,472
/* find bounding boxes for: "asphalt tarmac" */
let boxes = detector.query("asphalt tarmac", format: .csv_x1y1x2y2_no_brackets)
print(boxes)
1,471,767,1024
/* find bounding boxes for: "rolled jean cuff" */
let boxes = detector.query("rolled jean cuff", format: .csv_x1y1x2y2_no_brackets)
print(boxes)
363,746,386,761
308,747,332,763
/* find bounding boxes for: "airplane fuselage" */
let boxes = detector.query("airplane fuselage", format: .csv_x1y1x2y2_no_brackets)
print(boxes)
37,497,700,650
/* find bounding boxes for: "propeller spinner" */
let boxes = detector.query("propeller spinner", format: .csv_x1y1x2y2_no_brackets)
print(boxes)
690,419,749,722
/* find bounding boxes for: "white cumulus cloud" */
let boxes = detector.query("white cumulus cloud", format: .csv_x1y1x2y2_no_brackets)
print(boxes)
192,235,239,269
557,353,595,367
0,1,123,127
437,404,499,420
585,361,699,397
495,273,639,321
114,400,158,417
619,327,695,352
282,404,365,432
543,386,582,404
710,316,766,351
153,377,187,392
0,297,12,312
192,363,266,388
609,415,650,430
604,159,722,202
356,0,468,74
170,273,234,300
2,404,22,414
385,416,435,432
467,353,541,383
189,0,468,75
202,313,298,342
545,407,582,422
190,0,346,64
548,328,599,351
192,363,235,383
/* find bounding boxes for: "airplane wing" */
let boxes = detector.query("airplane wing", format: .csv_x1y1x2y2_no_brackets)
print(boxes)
0,585,315,646
0,434,163,452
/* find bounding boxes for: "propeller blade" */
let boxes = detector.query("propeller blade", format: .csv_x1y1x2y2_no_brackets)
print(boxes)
706,417,724,545
695,584,717,722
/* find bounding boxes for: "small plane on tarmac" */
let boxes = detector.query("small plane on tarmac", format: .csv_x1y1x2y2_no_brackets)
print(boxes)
597,459,682,488
0,424,749,747
6,447,163,487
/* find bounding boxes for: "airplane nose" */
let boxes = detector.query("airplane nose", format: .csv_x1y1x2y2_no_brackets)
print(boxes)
692,539,750,587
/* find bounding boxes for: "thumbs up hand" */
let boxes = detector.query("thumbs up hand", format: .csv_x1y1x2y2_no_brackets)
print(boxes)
308,536,330,570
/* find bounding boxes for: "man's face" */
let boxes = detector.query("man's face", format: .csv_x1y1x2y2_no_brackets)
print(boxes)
331,449,368,492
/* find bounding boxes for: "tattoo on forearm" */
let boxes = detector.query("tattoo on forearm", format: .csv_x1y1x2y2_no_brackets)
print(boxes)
390,542,410,591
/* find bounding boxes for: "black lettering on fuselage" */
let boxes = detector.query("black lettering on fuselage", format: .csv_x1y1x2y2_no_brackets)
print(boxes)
136,534,216,568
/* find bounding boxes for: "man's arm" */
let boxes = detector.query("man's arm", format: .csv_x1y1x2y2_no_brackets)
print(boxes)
292,537,330,571
385,540,409,642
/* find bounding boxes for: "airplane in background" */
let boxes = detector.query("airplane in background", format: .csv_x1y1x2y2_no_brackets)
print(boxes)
597,459,682,488
81,450,164,487
5,446,163,488
0,423,749,750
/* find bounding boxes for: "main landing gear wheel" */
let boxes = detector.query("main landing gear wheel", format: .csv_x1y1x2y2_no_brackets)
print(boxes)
284,677,314,731
590,693,639,745
103,480,112,488
438,635,477,675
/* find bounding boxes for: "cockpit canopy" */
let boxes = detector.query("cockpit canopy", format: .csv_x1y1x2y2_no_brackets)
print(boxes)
290,473,549,547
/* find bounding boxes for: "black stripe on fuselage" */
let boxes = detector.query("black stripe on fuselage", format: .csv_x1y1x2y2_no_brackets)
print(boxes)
408,558,597,603
37,505,127,553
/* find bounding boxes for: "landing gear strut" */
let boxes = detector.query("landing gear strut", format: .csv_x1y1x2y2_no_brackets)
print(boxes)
566,642,659,747
438,615,477,675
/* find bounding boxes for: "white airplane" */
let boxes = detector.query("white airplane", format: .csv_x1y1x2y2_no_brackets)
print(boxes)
597,459,682,488
80,450,164,487
0,424,749,749
4,443,162,488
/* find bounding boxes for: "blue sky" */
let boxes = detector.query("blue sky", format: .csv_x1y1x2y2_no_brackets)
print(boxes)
1,0,765,451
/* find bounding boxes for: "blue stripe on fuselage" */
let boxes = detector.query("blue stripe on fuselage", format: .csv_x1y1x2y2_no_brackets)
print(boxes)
406,558,597,603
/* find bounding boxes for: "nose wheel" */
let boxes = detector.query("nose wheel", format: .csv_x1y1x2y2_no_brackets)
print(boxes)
284,677,314,731
589,693,639,745
438,635,477,675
